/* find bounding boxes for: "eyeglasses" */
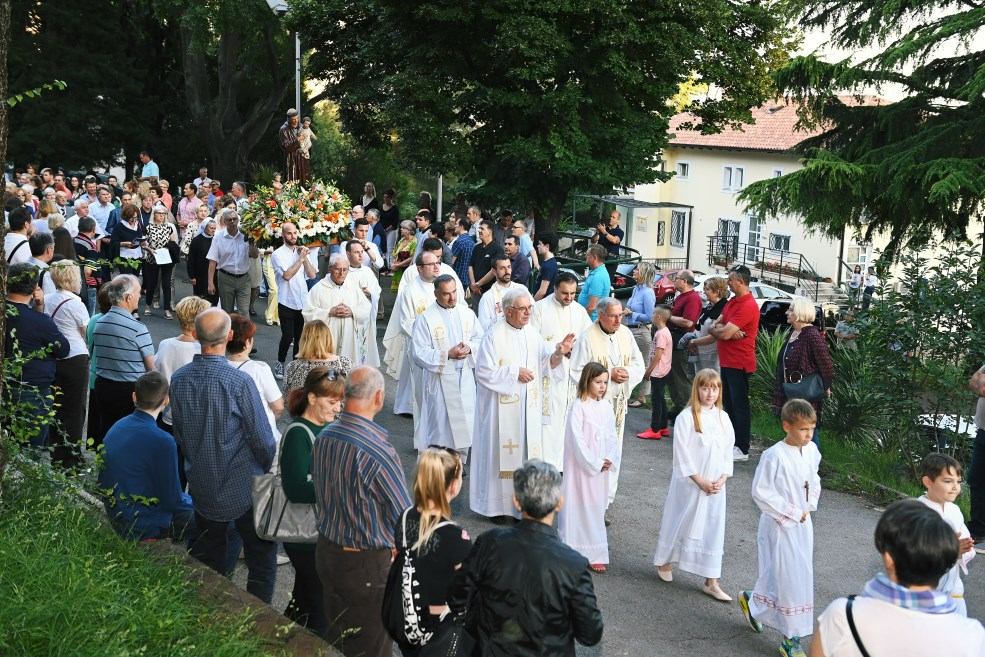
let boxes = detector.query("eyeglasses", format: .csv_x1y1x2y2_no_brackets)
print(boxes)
317,369,340,381
508,306,533,314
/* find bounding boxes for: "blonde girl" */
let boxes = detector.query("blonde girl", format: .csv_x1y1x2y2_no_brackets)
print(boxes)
653,368,735,601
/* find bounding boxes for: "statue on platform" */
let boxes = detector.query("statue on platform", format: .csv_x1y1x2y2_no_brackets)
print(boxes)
279,108,310,184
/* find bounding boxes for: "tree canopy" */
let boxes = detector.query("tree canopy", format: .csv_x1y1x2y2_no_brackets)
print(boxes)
289,0,790,228
739,0,985,262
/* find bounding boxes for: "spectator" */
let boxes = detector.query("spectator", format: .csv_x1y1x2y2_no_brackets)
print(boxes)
361,181,378,212
532,233,559,301
91,274,155,444
207,208,258,315
31,199,57,234
158,179,173,210
3,206,31,265
105,191,133,237
98,371,194,541
51,219,76,262
3,262,69,446
85,286,112,453
413,209,433,259
965,364,985,552
312,366,412,657
193,167,211,188
390,220,418,291
847,264,863,309
177,183,202,240
686,276,729,372
448,460,604,656
89,185,115,235
510,218,539,270
504,234,531,288
667,270,702,418
111,203,147,277
834,311,859,351
811,500,985,657
281,367,346,635
449,217,475,291
142,204,179,319
861,267,879,311
380,189,400,268
426,222,454,266
772,297,834,446
577,244,611,321
74,215,104,314
710,265,760,461
468,219,507,302
187,217,218,305
138,150,159,179
226,314,284,441
492,209,513,246
284,319,352,392
28,232,57,297
623,262,657,408
170,308,278,602
44,262,91,468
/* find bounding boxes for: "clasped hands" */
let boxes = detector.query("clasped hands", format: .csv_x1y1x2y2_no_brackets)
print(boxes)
694,474,727,495
330,303,353,318
447,342,471,360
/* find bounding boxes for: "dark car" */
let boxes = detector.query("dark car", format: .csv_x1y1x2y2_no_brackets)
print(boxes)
555,230,642,299
759,298,837,333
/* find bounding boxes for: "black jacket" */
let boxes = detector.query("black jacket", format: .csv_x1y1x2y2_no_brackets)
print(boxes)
448,519,603,657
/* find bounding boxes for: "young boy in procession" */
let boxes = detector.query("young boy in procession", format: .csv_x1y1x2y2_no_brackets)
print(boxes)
559,362,619,574
653,368,734,601
637,305,673,440
739,399,821,657
917,453,975,616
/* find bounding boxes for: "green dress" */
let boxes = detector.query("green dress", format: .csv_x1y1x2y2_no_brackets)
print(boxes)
391,236,417,291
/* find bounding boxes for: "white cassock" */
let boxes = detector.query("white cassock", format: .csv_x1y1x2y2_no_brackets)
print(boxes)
382,274,436,414
477,282,526,334
558,398,619,565
410,302,481,452
301,276,371,364
346,264,382,366
568,323,644,503
398,261,466,303
749,441,822,639
532,295,592,469
471,319,564,518
653,407,734,578
918,495,974,616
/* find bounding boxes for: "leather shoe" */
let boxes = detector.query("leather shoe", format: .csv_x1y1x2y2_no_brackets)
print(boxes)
703,583,732,602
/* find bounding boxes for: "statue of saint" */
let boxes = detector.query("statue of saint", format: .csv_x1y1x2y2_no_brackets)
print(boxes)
279,108,310,184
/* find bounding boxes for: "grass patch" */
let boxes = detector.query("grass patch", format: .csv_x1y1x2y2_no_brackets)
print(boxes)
750,409,970,516
0,462,281,657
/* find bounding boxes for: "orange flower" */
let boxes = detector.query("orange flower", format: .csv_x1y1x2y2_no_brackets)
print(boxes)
266,199,277,208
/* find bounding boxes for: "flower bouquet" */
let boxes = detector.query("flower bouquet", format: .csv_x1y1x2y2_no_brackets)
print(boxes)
240,179,353,249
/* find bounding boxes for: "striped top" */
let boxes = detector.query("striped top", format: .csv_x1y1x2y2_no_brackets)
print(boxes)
91,307,154,382
311,411,411,549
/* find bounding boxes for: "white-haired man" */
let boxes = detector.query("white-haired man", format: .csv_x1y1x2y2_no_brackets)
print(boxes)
471,288,575,522
569,296,645,505
302,252,371,363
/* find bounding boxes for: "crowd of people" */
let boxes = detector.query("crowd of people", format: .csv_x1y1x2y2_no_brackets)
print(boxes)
3,163,985,657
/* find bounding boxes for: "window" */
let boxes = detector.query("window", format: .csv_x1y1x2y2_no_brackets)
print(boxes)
773,169,783,178
670,211,686,247
746,214,762,261
675,162,690,179
769,233,791,251
722,166,745,191
656,220,666,246
717,218,740,257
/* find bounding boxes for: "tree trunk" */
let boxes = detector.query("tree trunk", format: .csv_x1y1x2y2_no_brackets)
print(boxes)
0,0,12,482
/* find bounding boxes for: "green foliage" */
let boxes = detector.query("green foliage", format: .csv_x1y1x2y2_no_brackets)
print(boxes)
5,80,67,107
739,1,985,260
0,463,275,657
289,0,791,230
750,328,788,415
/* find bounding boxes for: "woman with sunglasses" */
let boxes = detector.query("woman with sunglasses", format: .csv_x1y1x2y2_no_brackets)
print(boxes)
281,366,345,635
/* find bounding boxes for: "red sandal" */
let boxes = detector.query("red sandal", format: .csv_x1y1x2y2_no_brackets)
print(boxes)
589,563,607,574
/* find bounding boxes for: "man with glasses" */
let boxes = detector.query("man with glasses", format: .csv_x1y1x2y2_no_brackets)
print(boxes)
207,208,258,315
511,218,539,270
302,252,371,364
471,288,574,522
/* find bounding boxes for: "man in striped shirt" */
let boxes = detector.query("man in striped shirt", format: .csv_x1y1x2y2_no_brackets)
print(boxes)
312,366,411,657
91,274,154,444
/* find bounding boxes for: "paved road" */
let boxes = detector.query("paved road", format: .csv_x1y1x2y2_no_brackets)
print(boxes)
143,279,982,656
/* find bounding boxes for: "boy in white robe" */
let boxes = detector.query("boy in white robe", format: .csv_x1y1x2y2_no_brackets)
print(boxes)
739,399,821,657
559,362,618,571
917,453,975,616
653,368,734,601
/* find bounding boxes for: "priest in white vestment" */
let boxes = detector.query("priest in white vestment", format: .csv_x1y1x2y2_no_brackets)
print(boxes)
344,240,382,366
569,297,645,504
532,272,592,469
382,250,442,414
410,274,482,452
477,256,526,334
397,237,465,303
301,252,371,364
471,288,575,520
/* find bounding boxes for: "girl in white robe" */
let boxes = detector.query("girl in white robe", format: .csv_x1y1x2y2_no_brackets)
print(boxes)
653,368,734,602
559,362,618,573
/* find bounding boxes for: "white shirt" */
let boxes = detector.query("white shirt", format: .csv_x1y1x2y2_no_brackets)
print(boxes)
206,229,251,274
31,218,51,235
4,232,31,265
193,176,212,188
30,258,57,297
271,244,315,310
228,358,282,440
89,201,114,233
340,239,385,269
154,337,201,425
44,290,90,358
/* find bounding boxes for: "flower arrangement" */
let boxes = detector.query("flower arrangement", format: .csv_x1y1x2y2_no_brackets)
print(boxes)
240,179,353,248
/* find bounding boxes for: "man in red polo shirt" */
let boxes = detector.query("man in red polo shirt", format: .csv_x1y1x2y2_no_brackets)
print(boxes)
667,270,703,418
710,265,759,461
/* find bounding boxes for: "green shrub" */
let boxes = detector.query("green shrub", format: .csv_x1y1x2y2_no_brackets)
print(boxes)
750,328,787,415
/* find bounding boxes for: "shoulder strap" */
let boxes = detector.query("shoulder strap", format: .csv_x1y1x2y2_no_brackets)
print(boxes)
845,596,871,657
401,507,411,549
50,298,72,319
286,421,316,444
6,238,28,263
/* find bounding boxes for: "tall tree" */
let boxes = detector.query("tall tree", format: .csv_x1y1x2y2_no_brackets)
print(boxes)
739,1,985,261
289,0,789,231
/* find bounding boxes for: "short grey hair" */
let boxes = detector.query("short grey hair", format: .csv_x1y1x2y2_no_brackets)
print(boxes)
106,274,140,305
73,198,89,210
195,308,232,348
366,209,380,221
218,208,239,224
790,297,817,324
596,296,622,316
345,366,384,400
675,269,695,286
399,219,415,233
513,460,562,519
433,274,456,291
328,252,349,268
502,287,532,310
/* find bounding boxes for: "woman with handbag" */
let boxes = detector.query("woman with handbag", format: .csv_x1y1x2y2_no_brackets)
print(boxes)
281,367,345,635
772,297,834,447
142,203,179,319
388,446,472,656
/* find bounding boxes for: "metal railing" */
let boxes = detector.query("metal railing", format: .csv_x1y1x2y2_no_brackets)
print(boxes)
706,235,821,300
640,257,688,271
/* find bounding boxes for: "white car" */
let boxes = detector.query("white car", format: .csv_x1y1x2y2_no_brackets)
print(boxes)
749,282,795,307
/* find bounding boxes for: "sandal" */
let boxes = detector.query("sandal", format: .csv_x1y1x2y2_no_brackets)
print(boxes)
589,563,607,574
627,400,644,409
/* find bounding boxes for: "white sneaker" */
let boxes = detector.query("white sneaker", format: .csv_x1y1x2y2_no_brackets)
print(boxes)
273,362,284,381
732,447,749,462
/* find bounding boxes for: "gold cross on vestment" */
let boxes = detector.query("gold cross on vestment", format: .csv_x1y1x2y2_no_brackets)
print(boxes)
503,440,520,455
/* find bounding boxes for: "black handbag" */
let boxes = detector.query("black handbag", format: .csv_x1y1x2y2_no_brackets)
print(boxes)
419,614,476,657
781,341,825,402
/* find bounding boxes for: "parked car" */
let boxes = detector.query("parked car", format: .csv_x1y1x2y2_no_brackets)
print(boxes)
555,230,642,300
652,268,708,304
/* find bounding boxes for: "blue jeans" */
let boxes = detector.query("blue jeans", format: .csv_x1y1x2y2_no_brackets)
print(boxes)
190,508,277,603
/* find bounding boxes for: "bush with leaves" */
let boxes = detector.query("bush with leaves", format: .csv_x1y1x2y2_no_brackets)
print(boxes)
750,328,788,416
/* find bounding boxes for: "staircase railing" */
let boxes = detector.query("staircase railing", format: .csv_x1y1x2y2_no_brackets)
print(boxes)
706,236,821,301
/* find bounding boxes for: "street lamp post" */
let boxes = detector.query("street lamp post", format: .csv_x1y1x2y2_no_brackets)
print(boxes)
266,0,301,112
